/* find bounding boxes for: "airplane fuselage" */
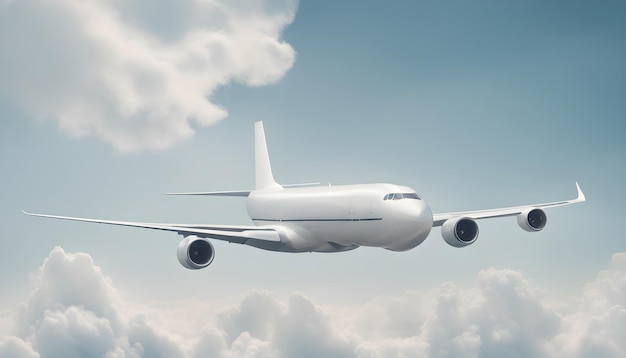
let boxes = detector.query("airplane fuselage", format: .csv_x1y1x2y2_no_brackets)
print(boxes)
246,183,434,253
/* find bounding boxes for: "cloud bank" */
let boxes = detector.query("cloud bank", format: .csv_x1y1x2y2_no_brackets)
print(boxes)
1,247,625,357
0,0,296,152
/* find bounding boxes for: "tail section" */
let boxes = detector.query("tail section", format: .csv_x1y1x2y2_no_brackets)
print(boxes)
255,121,281,190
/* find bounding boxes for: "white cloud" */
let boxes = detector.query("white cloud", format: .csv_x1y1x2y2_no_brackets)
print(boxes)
0,336,39,358
0,0,296,152
29,306,115,358
1,247,625,357
16,247,121,338
549,252,626,358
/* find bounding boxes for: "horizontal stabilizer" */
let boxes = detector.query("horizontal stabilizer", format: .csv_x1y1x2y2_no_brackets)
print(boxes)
283,182,320,188
166,190,251,197
166,183,320,197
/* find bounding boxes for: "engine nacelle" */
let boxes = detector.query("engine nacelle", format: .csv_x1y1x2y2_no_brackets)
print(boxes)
517,208,547,232
177,236,215,269
441,217,479,247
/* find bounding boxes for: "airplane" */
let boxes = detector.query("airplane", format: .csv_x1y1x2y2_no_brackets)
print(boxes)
24,121,586,270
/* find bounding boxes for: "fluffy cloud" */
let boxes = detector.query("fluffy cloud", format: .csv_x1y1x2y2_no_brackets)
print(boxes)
0,336,39,358
1,248,625,357
0,0,296,152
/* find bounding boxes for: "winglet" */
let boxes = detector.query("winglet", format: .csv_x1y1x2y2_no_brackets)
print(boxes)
575,182,586,202
255,121,281,190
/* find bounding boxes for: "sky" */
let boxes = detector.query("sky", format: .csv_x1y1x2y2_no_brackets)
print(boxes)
0,0,625,357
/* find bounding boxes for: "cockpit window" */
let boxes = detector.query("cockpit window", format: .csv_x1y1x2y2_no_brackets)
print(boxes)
383,192,421,201
402,193,421,200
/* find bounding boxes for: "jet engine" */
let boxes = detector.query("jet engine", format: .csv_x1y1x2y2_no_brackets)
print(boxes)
177,236,215,269
517,208,547,232
441,217,479,247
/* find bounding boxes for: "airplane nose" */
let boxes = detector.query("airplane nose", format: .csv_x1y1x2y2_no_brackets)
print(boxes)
385,200,434,251
406,200,433,236
393,200,433,232
414,201,434,227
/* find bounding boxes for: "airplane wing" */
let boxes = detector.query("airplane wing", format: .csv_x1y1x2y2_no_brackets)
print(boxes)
432,182,586,227
22,211,281,244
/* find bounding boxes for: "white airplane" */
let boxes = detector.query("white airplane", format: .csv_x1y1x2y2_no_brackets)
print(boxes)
25,121,586,269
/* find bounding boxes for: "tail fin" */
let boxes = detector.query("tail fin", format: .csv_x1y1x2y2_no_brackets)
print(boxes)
255,121,281,190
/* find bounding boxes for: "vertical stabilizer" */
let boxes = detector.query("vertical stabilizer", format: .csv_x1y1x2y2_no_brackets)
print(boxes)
255,121,281,190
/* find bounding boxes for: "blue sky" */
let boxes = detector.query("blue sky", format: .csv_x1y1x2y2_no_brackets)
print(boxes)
1,1,625,357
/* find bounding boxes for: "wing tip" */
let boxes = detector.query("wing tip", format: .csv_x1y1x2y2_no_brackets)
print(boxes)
575,182,586,202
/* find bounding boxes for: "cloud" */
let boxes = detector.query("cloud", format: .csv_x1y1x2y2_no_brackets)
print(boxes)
0,336,39,358
0,0,296,152
550,252,626,358
1,247,625,357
